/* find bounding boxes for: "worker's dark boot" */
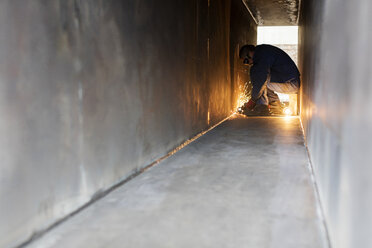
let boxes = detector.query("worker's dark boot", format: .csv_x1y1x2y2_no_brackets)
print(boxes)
269,100,283,115
244,104,271,116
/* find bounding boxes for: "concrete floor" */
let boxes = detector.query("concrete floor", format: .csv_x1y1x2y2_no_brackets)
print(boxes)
26,115,328,248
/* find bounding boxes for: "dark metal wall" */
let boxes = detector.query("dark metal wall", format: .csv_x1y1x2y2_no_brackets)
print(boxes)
230,0,257,108
0,1,257,247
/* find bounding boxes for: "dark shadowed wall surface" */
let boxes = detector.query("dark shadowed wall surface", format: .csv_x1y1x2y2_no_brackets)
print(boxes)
0,1,257,247
230,0,257,108
299,0,372,247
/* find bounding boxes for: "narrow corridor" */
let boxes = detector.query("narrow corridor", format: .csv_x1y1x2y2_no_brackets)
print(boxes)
26,116,328,248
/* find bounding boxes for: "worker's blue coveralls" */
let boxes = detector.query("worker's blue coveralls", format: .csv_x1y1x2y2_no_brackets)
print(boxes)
250,44,300,105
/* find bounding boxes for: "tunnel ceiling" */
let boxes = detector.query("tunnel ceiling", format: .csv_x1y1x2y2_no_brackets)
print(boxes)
242,0,299,26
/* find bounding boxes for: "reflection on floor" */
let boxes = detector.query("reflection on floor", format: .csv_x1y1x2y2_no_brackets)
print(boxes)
26,115,328,248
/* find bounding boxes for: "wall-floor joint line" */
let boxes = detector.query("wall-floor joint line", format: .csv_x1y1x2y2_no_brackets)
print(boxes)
15,114,235,248
299,118,332,248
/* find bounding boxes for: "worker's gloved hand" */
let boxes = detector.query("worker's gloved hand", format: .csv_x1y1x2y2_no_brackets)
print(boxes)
243,99,256,111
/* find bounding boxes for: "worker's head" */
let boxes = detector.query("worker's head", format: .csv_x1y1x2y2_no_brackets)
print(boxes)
239,45,255,65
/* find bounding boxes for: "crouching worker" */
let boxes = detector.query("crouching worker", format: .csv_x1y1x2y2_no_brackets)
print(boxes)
239,44,300,115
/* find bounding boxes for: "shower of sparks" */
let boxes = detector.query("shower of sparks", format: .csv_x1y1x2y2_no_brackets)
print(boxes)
237,82,250,110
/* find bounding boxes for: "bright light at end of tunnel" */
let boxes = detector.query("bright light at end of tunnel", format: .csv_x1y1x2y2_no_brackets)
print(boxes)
257,26,298,45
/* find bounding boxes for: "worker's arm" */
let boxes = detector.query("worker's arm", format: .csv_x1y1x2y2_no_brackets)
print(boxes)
250,54,273,101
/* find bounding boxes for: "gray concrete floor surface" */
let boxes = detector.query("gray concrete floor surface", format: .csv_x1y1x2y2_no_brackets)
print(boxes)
26,115,328,248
